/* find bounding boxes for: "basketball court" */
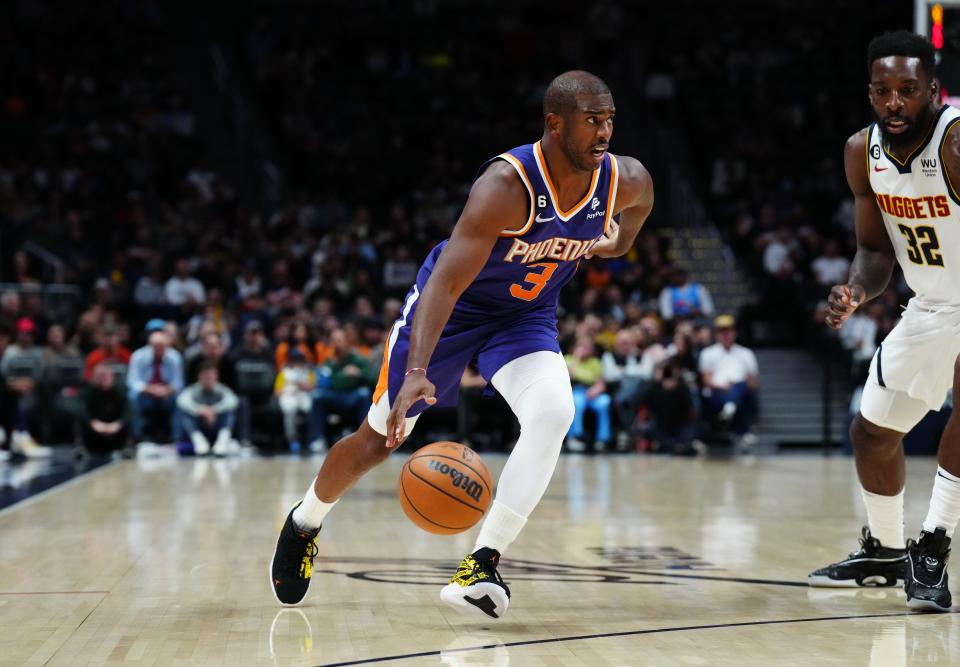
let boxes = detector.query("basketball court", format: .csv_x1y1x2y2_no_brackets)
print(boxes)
2,453,956,666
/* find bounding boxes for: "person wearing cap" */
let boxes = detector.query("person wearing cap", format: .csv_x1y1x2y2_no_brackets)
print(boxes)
127,329,184,443
698,314,759,447
274,348,316,451
84,324,132,380
0,317,52,457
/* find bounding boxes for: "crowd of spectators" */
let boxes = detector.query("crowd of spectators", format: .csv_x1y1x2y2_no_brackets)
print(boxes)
17,0,934,459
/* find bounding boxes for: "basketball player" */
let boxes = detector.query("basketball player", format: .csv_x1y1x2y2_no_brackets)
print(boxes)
809,32,960,612
270,71,653,618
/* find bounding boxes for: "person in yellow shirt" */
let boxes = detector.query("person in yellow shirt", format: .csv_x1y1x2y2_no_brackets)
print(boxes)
564,337,612,452
274,348,316,452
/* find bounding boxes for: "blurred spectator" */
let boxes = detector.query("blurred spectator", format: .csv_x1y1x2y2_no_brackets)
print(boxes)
763,225,797,279
177,362,238,456
1,317,51,457
186,331,236,388
127,330,184,443
382,246,419,297
309,328,377,451
165,258,206,309
275,320,317,369
699,315,759,447
658,268,714,321
42,324,81,368
231,320,276,447
645,362,698,455
601,329,652,450
84,324,132,380
274,348,316,450
0,317,53,458
565,337,612,453
78,363,131,456
811,239,851,287
0,291,21,331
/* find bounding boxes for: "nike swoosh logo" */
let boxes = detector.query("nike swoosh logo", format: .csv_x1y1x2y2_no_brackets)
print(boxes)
535,213,555,223
874,165,889,172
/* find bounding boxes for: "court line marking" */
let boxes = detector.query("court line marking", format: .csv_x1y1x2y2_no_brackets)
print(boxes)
0,459,120,519
0,590,109,596
314,611,950,666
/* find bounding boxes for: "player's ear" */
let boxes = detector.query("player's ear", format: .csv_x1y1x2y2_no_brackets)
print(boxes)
545,112,562,136
930,77,940,100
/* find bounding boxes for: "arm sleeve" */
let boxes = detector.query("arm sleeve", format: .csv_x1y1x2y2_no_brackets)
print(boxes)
210,384,239,413
127,351,146,393
169,353,184,392
176,385,201,415
698,285,714,316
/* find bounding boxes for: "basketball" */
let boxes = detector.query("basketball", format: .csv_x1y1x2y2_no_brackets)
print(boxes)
398,441,493,534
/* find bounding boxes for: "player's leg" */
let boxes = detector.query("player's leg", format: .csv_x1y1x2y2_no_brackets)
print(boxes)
440,351,574,619
567,384,588,452
906,354,960,611
808,379,927,587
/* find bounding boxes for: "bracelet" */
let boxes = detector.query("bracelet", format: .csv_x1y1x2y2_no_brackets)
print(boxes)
405,367,427,377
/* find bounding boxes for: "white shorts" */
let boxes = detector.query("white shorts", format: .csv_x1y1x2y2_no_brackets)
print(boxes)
860,299,960,431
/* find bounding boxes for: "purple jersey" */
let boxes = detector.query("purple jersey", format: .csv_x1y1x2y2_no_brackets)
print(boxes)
418,141,619,319
372,142,620,415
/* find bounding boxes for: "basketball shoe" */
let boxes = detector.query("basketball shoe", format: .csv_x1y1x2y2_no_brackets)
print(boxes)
904,528,952,612
270,503,321,605
808,526,907,587
440,548,510,619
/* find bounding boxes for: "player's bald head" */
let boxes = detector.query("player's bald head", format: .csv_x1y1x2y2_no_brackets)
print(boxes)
543,70,611,117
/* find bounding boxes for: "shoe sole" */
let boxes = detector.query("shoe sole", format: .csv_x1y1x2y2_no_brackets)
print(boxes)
807,574,900,588
440,582,509,620
906,597,952,612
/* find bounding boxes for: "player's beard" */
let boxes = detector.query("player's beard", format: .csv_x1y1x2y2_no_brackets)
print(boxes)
879,104,934,151
559,136,597,172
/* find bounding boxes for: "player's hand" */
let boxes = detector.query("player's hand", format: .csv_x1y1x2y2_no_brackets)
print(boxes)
385,373,436,449
826,283,866,330
585,220,620,259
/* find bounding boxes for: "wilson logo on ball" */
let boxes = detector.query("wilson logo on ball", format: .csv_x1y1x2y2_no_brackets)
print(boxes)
427,459,484,502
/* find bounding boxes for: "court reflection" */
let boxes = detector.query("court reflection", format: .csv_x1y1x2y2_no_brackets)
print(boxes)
269,608,314,666
441,632,510,667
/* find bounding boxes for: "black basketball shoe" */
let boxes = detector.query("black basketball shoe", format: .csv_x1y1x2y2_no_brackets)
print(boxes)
905,527,952,612
270,503,321,605
440,547,511,619
808,526,907,587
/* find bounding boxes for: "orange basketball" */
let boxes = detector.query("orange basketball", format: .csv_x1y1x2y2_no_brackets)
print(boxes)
398,441,493,534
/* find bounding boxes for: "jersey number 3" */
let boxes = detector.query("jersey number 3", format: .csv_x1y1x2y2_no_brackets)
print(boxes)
897,224,944,267
510,262,557,301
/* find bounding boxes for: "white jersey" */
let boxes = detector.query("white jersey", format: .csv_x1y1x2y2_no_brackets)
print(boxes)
867,104,960,305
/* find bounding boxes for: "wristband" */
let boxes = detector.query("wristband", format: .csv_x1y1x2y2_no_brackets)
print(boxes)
405,367,427,377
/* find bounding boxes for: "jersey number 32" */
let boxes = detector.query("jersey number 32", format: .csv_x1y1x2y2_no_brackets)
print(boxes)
897,223,944,267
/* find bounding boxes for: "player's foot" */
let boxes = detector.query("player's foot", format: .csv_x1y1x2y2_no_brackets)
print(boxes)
808,526,907,587
270,503,321,605
905,528,952,612
440,548,510,619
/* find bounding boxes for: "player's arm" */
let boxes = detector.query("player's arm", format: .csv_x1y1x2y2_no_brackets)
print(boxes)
586,155,654,258
826,130,896,330
384,161,528,448
941,121,960,196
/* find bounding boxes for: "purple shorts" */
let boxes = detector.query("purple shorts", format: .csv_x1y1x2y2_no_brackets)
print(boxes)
374,290,560,417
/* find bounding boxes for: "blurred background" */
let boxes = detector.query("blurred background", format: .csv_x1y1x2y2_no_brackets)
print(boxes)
0,0,952,462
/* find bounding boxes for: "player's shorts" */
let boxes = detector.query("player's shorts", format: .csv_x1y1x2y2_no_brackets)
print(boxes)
860,299,960,432
366,285,561,436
